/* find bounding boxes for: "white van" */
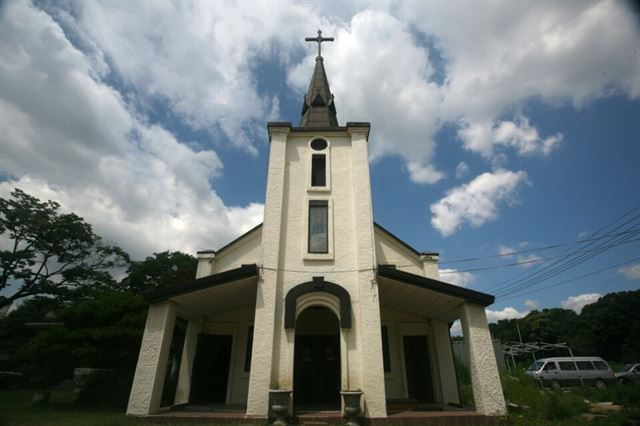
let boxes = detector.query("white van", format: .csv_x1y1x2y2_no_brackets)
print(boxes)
525,356,615,389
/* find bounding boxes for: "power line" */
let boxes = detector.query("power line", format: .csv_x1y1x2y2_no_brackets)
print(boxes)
485,208,640,295
492,215,640,298
438,229,640,265
434,236,640,275
497,256,640,302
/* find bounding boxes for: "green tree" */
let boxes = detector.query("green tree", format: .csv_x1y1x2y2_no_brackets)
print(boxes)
0,188,129,308
0,297,61,372
16,289,147,392
577,290,640,362
122,250,197,292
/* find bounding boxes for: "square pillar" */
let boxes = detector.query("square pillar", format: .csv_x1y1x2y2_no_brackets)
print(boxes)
246,125,289,417
459,303,507,416
127,301,177,416
174,318,203,405
432,320,460,405
349,126,387,418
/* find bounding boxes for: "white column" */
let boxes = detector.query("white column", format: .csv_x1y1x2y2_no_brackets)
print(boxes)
459,303,507,416
431,320,460,405
196,251,215,278
127,301,177,416
246,125,289,417
174,318,203,405
349,127,387,418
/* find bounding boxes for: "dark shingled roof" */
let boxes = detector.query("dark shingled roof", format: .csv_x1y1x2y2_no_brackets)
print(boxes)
377,265,495,307
143,264,259,303
300,57,338,129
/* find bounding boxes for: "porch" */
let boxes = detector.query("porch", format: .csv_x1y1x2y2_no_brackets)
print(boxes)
144,403,499,425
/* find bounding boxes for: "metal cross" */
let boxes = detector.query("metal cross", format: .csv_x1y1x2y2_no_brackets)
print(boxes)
305,29,334,58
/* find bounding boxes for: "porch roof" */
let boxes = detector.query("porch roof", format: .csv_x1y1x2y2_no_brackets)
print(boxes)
143,264,259,317
377,266,494,323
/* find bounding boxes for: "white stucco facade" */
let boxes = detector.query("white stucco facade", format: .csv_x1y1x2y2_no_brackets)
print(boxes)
127,52,506,421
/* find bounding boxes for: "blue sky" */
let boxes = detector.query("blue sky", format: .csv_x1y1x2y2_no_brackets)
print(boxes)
1,1,638,323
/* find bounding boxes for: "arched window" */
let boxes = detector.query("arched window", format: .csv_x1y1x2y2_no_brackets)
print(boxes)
309,138,328,188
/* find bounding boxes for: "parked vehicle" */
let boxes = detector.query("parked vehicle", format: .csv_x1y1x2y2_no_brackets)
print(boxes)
615,363,640,384
525,356,615,389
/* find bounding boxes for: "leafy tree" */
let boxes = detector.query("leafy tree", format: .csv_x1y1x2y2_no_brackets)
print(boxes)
490,292,640,363
0,188,129,308
0,297,61,372
577,290,640,362
16,290,147,391
122,250,197,292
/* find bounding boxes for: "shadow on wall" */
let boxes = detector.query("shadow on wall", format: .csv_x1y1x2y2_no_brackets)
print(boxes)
451,338,506,372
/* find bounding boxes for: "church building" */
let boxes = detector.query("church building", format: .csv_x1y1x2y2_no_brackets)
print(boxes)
127,32,507,422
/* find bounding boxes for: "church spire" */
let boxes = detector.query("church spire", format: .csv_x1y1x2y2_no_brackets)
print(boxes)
300,30,338,129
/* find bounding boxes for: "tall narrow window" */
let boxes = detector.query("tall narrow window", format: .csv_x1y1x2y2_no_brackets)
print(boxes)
308,200,328,253
381,325,391,372
244,325,254,372
311,154,326,187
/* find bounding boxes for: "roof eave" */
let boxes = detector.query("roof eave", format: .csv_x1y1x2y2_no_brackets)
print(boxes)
377,265,495,307
143,264,260,304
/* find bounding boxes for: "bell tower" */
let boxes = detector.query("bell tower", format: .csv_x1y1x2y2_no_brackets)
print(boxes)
246,31,387,418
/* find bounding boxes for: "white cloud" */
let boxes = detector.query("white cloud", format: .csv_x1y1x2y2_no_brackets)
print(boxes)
524,299,540,310
430,169,529,236
407,162,444,184
0,2,262,259
455,162,470,179
401,1,639,162
439,269,475,287
49,1,328,154
486,306,527,322
619,262,640,280
458,115,563,160
561,293,602,313
451,305,526,335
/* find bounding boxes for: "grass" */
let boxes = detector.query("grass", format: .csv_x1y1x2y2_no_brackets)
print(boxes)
0,389,261,426
0,389,133,426
2,376,640,426
501,370,640,425
456,362,640,425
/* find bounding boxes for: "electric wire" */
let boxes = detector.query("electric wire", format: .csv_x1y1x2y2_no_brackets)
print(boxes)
433,237,640,275
497,256,640,302
493,216,640,298
486,207,640,291
438,229,639,265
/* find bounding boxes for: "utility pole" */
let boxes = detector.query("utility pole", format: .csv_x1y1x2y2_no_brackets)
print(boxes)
516,319,536,366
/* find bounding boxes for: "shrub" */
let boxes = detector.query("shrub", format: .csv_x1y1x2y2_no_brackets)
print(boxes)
501,370,588,423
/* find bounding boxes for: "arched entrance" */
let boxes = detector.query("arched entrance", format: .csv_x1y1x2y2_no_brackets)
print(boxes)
294,306,341,409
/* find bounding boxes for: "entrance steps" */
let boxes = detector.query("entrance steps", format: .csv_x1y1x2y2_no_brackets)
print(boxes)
295,410,342,425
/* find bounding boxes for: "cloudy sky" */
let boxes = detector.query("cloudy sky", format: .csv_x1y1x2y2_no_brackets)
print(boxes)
1,0,639,324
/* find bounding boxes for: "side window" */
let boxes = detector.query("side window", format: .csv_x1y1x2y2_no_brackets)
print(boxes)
577,361,595,371
309,138,329,189
559,361,577,370
593,361,608,370
308,200,328,253
244,325,254,372
311,155,326,186
381,326,391,373
543,362,557,371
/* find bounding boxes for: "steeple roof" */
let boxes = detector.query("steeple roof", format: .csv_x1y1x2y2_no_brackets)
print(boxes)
300,32,338,129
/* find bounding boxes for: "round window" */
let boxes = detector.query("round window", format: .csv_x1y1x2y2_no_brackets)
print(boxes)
310,138,328,151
